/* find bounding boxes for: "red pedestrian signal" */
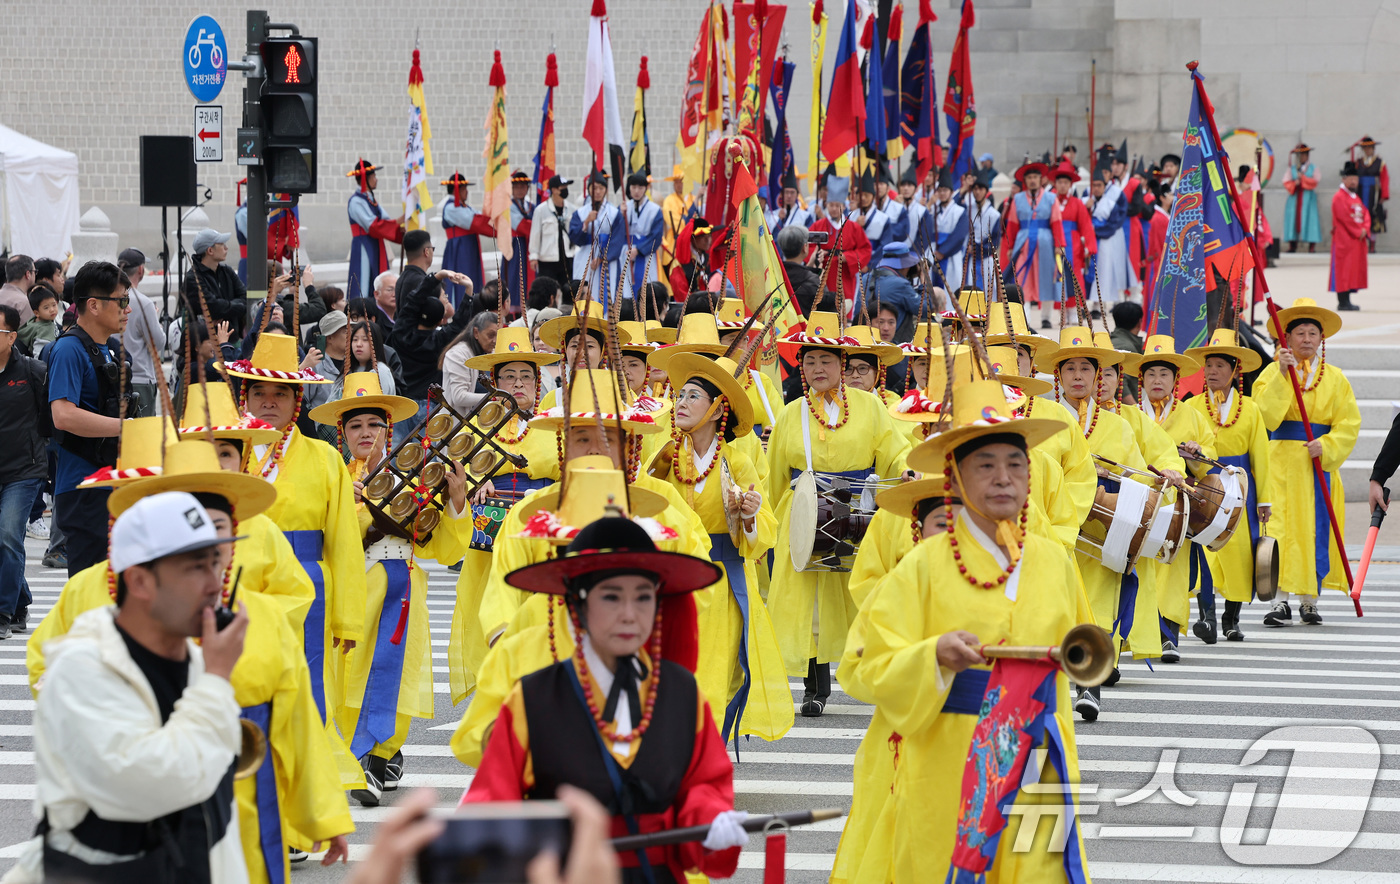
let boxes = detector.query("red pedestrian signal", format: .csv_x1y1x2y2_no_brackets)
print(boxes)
282,45,302,84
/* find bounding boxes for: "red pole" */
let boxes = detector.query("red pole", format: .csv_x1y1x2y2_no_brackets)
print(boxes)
1087,60,1096,155
1264,296,1361,617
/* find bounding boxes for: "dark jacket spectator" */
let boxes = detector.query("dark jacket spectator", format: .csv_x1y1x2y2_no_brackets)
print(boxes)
184,259,247,337
0,305,48,485
776,226,821,317
390,275,473,400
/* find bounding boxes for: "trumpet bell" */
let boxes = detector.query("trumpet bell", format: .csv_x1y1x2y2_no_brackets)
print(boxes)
236,718,267,780
1057,624,1115,688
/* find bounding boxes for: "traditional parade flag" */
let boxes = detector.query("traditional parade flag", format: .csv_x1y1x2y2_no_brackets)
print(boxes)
629,56,652,176
901,0,940,181
731,159,804,348
737,54,766,154
482,50,513,260
1147,63,1256,348
402,49,434,229
677,3,719,188
821,0,866,163
861,15,886,159
943,0,977,179
808,0,829,191
532,53,558,203
882,3,904,162
767,55,797,208
583,0,626,185
734,1,787,130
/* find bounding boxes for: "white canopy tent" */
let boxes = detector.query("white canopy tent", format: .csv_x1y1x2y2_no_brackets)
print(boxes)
0,124,80,259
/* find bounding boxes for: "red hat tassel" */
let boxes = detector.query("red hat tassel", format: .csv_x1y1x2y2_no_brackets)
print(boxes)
544,52,559,88
489,50,507,88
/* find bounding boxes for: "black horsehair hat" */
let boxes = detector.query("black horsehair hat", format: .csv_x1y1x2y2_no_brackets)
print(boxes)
504,517,721,597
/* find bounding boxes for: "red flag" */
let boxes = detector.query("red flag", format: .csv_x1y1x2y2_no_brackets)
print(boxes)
582,0,624,171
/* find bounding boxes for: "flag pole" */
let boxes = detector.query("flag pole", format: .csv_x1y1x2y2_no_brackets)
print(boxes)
1087,59,1096,154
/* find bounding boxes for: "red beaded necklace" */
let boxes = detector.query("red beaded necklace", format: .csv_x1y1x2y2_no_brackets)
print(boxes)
1055,367,1101,440
943,451,1029,589
804,382,849,431
1204,373,1244,429
569,600,663,743
496,414,531,446
1299,342,1327,392
242,385,301,479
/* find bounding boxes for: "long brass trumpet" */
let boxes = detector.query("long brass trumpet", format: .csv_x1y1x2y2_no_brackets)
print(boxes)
235,718,267,780
977,624,1115,687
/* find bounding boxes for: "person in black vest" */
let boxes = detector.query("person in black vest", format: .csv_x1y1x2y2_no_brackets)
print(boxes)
464,517,748,884
25,491,249,883
47,261,134,577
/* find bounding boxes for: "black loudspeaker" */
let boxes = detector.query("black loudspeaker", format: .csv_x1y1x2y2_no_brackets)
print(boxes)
140,136,197,207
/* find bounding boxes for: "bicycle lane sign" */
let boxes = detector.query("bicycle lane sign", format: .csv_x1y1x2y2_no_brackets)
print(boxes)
183,15,228,103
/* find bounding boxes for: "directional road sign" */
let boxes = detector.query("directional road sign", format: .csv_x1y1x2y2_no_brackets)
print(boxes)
194,105,223,162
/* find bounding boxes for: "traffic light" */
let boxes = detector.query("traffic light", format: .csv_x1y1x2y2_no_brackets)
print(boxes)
260,37,317,193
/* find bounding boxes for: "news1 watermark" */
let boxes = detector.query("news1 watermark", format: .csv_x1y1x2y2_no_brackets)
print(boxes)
1006,725,1381,865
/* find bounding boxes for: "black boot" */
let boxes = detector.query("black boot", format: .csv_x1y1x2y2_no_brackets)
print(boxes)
1161,619,1181,662
1223,601,1245,641
801,658,821,716
1193,594,1219,645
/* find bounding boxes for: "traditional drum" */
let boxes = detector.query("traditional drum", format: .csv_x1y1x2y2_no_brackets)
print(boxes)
1141,492,1190,565
788,469,879,572
1077,456,1165,574
1184,467,1248,551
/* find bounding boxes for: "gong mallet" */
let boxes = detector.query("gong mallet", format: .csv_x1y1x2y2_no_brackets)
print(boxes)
978,623,1116,687
1265,296,1361,617
610,809,844,851
1353,486,1390,605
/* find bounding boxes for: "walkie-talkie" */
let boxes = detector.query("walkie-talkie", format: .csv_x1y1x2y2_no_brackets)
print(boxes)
215,566,243,631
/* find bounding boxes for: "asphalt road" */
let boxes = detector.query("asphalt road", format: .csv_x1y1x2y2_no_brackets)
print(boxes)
4,537,1399,882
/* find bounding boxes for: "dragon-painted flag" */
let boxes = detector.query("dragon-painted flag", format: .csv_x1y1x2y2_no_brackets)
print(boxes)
678,2,725,188
1147,64,1255,348
403,49,435,229
532,53,558,203
943,0,977,179
768,56,797,209
482,50,513,260
945,660,1089,884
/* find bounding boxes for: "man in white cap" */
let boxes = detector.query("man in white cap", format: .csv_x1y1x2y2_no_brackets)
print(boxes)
184,228,249,339
20,490,250,883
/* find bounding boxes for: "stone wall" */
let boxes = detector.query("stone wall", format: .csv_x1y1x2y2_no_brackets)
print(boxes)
0,0,1389,262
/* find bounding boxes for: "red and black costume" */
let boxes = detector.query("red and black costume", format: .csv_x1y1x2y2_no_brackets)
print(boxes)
346,159,405,300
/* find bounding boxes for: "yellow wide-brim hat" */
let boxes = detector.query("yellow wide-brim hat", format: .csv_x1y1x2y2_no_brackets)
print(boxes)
515,456,669,545
530,369,665,435
465,326,561,370
537,301,633,350
1270,297,1342,340
78,416,180,489
899,322,948,356
308,371,419,426
844,325,904,366
666,353,756,432
221,333,330,384
177,382,283,447
984,345,1052,397
907,380,1065,473
715,298,749,330
1035,325,1124,374
781,310,860,349
1123,334,1202,376
984,302,1060,357
108,440,277,521
648,312,729,370
1184,328,1263,373
875,475,953,518
646,323,679,345
616,321,660,354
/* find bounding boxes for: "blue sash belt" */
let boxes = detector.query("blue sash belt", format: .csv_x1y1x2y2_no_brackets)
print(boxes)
241,702,284,884
284,530,327,722
494,472,552,499
709,533,752,745
351,559,410,758
789,466,874,487
1267,420,1334,581
945,668,991,715
1217,454,1261,545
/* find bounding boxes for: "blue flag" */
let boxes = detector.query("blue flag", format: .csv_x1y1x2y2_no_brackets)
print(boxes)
767,58,797,209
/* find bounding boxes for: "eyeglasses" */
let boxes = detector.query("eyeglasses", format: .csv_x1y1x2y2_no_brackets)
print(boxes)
844,363,876,378
91,295,131,309
674,390,712,405
0,329,15,337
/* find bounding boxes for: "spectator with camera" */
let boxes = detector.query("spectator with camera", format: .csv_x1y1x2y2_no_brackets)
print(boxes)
48,261,132,576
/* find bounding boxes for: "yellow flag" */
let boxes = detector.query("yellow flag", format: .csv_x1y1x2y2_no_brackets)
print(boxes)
483,51,512,260
808,3,828,201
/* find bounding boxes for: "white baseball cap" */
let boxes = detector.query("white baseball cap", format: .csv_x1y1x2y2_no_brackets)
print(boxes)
110,491,244,574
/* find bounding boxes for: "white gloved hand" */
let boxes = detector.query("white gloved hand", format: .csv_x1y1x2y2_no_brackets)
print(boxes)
702,810,750,851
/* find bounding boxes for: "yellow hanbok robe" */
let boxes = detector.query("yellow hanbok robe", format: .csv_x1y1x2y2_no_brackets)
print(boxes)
1068,400,1158,658
1135,400,1216,628
657,442,792,742
1187,390,1273,603
1253,359,1360,596
340,460,471,761
739,367,785,437
766,388,912,674
26,513,314,694
851,520,1089,884
1023,395,1096,530
451,623,556,768
258,428,367,724
449,420,559,704
232,589,354,883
